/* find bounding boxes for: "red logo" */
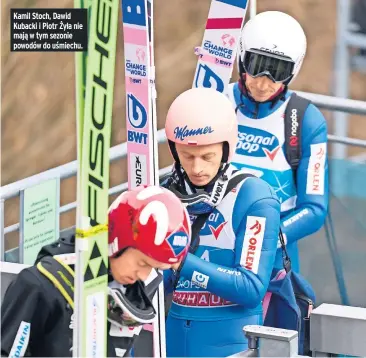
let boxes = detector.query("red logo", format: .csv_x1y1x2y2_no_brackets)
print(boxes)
250,220,262,235
316,147,325,160
263,146,281,161
173,291,234,307
209,221,227,240
289,136,298,147
221,34,235,48
136,48,146,62
244,220,262,271
312,146,325,192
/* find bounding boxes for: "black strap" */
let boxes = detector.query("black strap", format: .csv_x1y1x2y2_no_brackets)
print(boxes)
279,229,291,273
284,93,310,186
172,172,255,287
36,256,75,308
144,273,163,301
189,213,211,254
224,172,254,196
190,172,255,255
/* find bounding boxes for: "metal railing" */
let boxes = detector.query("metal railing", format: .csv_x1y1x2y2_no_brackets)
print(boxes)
1,91,366,257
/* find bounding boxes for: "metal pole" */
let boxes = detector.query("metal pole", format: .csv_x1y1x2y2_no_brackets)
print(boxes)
332,0,351,197
333,0,351,160
249,0,256,19
0,199,5,261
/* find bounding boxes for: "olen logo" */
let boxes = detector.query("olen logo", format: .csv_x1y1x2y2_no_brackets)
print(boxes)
237,125,280,161
240,216,266,274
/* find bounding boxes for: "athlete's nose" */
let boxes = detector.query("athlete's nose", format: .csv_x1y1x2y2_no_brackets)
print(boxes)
256,76,269,91
191,158,203,175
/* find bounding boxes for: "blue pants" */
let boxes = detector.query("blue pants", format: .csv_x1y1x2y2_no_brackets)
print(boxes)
166,314,261,357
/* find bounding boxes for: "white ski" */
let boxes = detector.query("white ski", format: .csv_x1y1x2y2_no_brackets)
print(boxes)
193,0,249,93
121,0,165,357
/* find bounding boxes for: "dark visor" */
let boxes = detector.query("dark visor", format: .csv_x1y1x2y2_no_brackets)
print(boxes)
243,50,295,83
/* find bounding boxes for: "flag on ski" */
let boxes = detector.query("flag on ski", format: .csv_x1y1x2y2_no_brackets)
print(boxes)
193,0,249,93
73,0,119,357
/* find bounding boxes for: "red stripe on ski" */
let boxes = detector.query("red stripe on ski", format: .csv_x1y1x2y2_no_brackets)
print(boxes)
206,18,243,29
123,27,147,46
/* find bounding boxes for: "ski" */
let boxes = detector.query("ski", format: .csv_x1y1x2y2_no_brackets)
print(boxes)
193,0,249,93
73,0,119,356
75,0,92,163
146,0,167,357
121,0,165,357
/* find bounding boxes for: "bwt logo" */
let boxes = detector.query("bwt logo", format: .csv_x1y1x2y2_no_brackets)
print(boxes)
127,93,147,129
195,64,225,93
221,34,235,48
127,94,148,145
174,125,214,141
136,48,146,62
237,125,280,161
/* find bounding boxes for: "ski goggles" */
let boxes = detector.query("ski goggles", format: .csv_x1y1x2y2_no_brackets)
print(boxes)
107,279,158,328
243,49,295,83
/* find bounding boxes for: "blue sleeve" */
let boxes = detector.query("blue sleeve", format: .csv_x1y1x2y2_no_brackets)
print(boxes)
281,104,329,244
179,178,281,308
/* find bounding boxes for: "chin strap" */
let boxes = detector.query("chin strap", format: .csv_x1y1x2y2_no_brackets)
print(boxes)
168,164,236,209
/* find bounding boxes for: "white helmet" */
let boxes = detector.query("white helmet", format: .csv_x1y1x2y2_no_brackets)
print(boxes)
237,11,307,85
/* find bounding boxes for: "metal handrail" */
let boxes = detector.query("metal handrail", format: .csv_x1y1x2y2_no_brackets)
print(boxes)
3,166,173,235
328,134,366,147
2,135,366,235
2,92,366,201
0,129,167,201
295,91,366,115
1,91,366,237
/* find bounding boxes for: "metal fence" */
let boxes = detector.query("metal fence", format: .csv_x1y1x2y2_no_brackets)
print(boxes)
1,90,366,261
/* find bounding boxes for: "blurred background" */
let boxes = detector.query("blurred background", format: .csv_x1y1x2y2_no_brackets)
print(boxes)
1,0,366,306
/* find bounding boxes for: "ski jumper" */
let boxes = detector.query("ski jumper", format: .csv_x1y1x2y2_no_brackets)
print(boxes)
227,82,329,272
164,167,281,357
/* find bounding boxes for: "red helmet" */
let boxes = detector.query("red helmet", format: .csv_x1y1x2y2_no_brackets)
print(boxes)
108,185,191,264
